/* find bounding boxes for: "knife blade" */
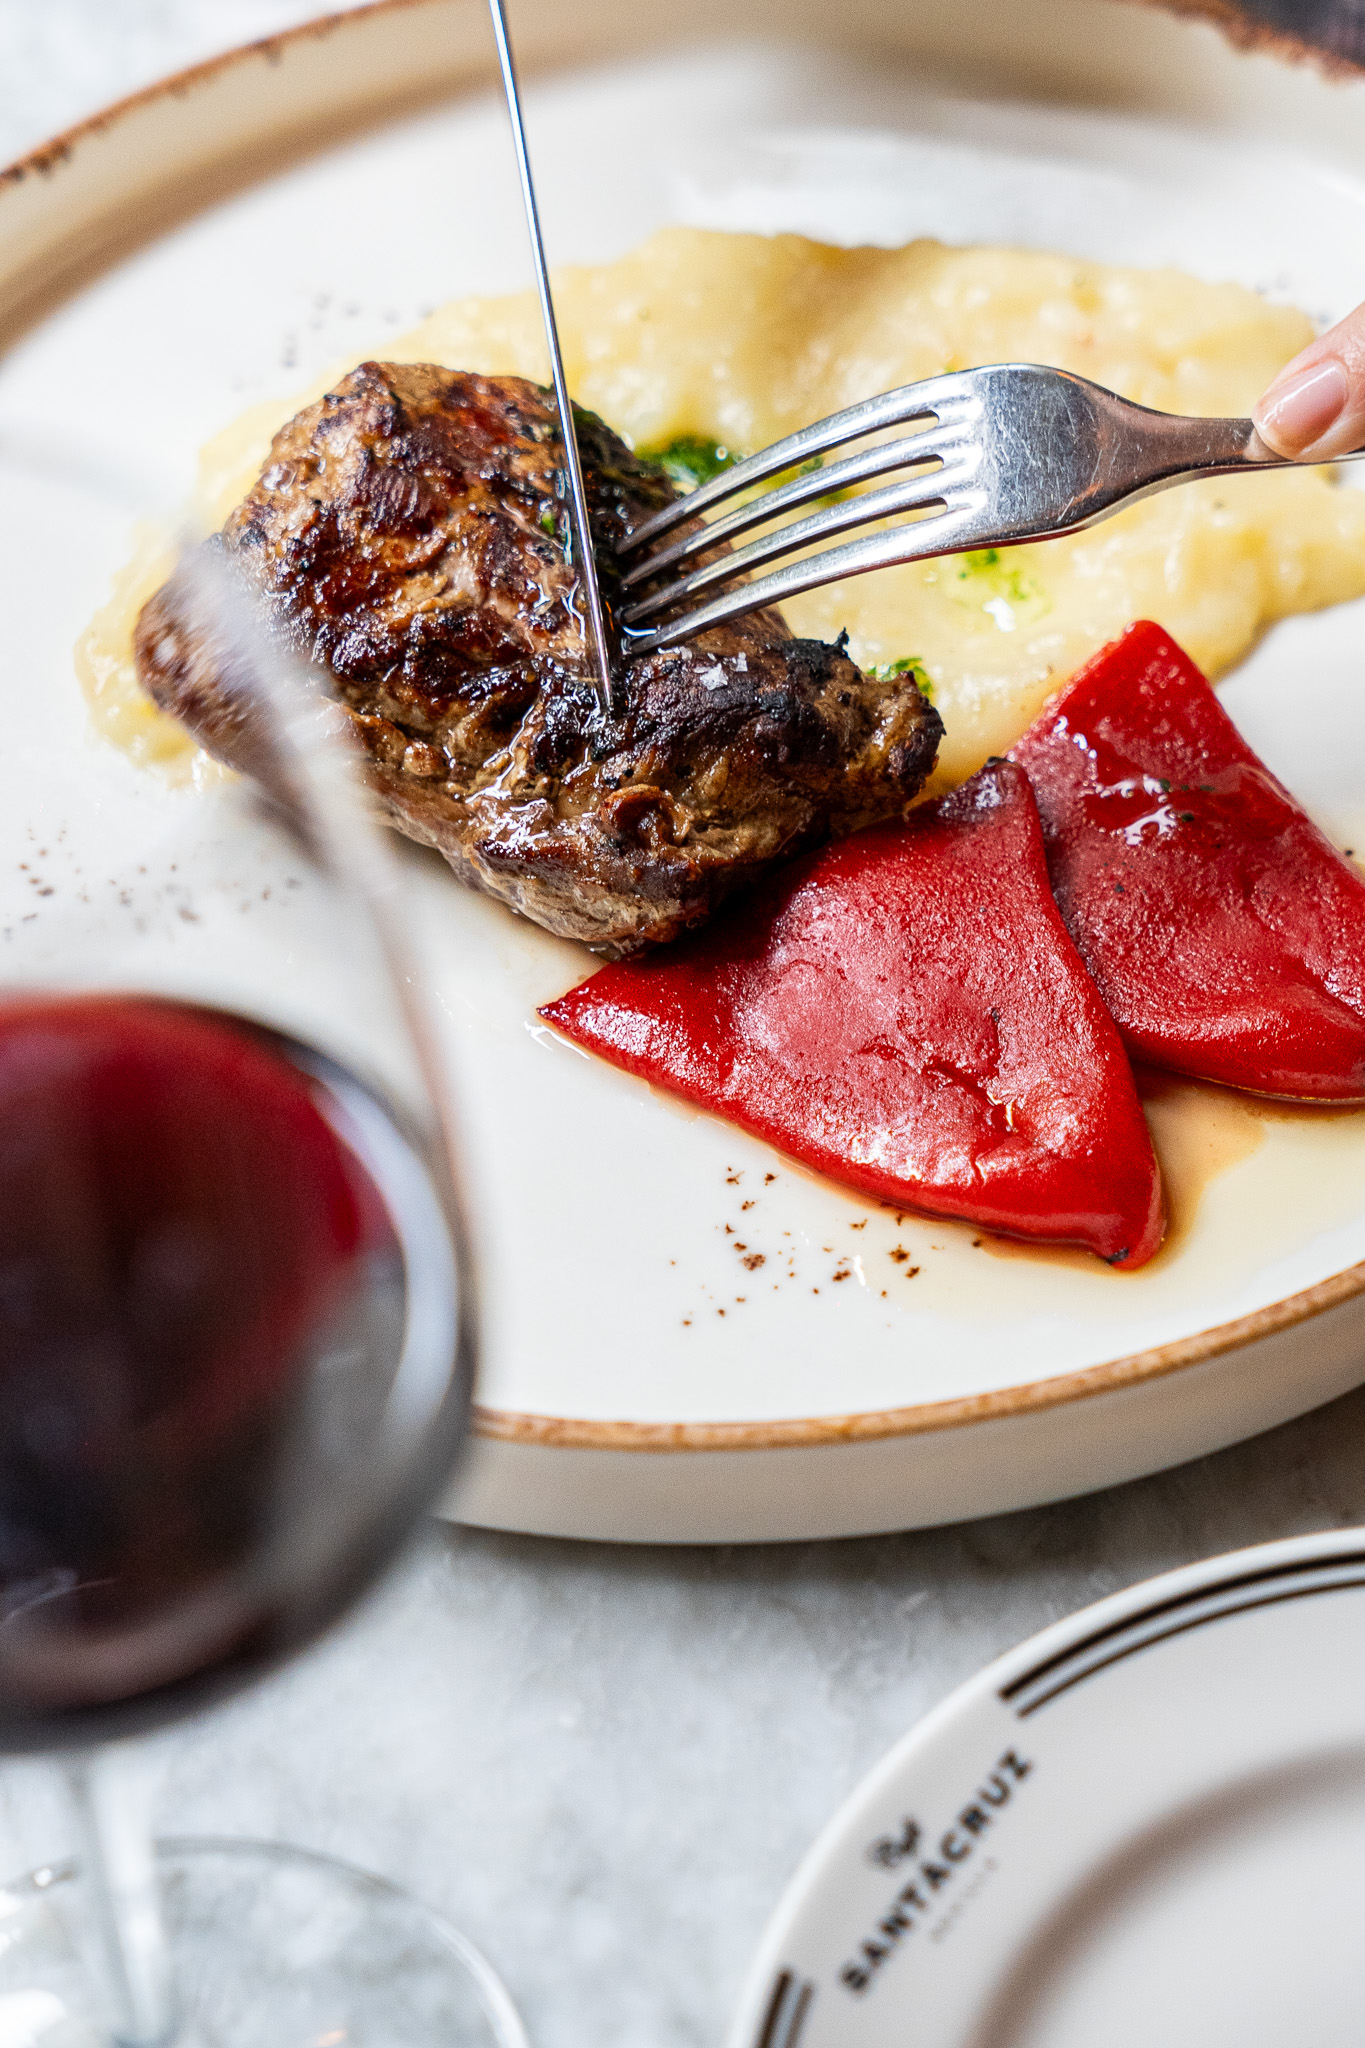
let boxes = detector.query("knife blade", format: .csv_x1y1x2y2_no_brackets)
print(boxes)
486,0,617,717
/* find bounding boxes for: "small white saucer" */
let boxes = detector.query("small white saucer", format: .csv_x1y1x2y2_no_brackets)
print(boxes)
731,1526,1365,2047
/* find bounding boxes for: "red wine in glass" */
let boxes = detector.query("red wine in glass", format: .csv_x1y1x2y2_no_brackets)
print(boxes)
0,992,467,1753
0,491,508,2041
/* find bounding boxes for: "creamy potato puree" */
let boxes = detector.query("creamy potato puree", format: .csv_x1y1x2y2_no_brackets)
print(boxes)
80,228,1365,787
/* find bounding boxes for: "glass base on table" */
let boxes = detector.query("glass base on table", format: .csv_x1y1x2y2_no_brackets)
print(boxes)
0,1837,528,2048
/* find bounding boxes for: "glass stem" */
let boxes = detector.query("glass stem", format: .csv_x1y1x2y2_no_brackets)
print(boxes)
63,1748,174,2048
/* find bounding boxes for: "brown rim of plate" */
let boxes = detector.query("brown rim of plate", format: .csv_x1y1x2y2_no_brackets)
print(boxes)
4,0,1364,1456
0,0,433,189
474,1259,1365,1450
1,0,1359,195
1146,0,1365,77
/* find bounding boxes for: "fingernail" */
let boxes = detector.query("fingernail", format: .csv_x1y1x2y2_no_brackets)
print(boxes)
1255,358,1349,456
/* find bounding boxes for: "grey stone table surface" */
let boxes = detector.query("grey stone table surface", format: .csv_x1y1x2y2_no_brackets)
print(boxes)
4,9,1365,2047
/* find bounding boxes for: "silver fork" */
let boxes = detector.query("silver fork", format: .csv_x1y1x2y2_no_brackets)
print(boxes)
616,363,1365,653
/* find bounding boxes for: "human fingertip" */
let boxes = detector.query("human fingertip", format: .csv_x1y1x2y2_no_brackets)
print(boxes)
1254,358,1349,459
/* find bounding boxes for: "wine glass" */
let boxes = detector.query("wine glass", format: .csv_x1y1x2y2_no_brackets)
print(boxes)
0,519,525,2047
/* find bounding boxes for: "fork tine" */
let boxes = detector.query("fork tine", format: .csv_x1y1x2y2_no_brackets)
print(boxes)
618,372,980,555
617,362,1338,656
618,415,973,593
619,458,979,626
622,499,984,655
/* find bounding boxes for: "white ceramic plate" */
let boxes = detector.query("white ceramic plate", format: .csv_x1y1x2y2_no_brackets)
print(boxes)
729,1524,1365,2048
4,0,1365,1540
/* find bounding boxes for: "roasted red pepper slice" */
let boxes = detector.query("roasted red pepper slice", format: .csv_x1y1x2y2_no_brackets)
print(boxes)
541,759,1164,1266
1010,620,1365,1101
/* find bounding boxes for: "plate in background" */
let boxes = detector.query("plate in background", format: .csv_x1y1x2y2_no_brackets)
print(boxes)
2,0,1365,1539
729,1525,1365,2046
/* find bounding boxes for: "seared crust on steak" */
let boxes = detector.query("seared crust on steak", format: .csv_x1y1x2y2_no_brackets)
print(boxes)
135,362,942,951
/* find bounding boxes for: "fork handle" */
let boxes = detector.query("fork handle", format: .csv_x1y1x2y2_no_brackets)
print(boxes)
1110,405,1365,485
999,391,1354,542
1089,410,1274,521
1131,411,1280,478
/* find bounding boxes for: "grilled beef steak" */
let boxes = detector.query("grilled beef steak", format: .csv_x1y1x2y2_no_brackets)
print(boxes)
135,362,942,952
